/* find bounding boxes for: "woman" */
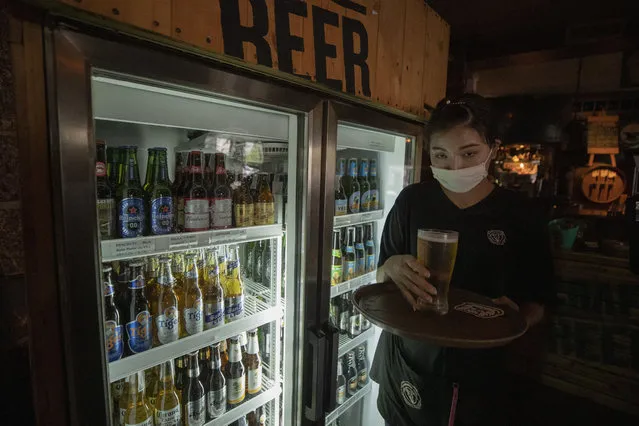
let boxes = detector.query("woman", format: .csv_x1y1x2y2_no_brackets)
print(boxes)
370,94,554,426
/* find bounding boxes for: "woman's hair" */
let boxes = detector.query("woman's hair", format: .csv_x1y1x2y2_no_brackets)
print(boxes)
425,93,500,147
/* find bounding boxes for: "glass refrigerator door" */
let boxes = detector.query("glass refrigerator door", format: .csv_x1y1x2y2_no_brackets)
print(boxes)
324,114,420,426
48,28,322,426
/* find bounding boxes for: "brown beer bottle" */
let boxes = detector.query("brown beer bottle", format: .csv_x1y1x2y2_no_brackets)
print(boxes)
175,152,190,232
182,352,206,426
184,151,209,232
254,173,275,225
210,153,233,229
207,342,226,420
234,172,254,228
225,336,246,407
174,355,186,404
245,329,262,398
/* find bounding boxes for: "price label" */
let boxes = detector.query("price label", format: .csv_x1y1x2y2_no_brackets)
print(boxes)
361,213,373,222
207,229,247,246
110,238,155,259
169,233,198,249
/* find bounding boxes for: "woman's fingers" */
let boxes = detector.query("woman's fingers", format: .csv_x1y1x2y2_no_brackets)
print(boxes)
401,270,437,300
405,258,431,278
395,280,418,310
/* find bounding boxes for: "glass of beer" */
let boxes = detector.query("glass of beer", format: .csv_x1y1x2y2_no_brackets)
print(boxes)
416,229,459,315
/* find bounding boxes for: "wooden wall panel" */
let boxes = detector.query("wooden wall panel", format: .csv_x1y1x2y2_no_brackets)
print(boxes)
171,0,223,53
53,0,449,117
400,0,427,116
374,0,406,108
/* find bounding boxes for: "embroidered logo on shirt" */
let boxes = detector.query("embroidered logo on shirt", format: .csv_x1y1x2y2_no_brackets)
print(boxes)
487,229,506,245
454,302,505,319
400,380,422,409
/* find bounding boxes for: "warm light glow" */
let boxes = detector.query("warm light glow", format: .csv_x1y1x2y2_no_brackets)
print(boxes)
512,156,519,162
519,163,525,169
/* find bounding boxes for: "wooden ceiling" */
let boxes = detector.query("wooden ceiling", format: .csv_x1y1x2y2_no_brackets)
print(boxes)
427,0,639,61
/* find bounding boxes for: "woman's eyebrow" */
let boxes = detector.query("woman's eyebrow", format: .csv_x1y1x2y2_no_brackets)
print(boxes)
459,143,482,150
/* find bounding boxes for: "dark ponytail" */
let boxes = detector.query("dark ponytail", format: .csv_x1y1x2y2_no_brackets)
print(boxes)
425,94,501,147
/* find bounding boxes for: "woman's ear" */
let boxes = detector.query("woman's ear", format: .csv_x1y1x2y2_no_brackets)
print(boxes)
491,139,502,158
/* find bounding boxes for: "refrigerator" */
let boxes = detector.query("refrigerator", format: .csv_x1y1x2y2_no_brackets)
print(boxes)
45,23,422,426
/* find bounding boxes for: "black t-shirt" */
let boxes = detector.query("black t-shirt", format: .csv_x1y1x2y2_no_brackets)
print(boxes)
370,181,554,426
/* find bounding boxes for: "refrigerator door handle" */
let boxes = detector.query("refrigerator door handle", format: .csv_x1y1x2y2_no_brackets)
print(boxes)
303,327,327,423
323,323,340,414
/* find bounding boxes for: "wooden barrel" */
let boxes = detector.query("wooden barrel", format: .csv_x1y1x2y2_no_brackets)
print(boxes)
579,164,625,204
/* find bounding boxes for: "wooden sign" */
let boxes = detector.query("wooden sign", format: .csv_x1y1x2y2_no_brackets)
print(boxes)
56,0,450,117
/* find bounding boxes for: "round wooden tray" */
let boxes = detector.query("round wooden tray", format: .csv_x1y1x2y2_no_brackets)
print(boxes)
353,282,528,349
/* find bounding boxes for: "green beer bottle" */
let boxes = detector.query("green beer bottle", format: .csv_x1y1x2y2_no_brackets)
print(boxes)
148,148,174,235
116,146,147,238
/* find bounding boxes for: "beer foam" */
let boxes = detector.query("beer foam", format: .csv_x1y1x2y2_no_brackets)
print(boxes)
418,230,458,243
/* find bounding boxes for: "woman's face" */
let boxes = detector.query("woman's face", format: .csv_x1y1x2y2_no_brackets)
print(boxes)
430,125,491,170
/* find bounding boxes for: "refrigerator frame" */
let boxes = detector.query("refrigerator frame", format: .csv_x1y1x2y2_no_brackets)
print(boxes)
44,23,326,426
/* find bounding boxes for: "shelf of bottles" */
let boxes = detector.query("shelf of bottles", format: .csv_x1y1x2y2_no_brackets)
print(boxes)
338,327,375,359
326,382,372,425
207,377,279,426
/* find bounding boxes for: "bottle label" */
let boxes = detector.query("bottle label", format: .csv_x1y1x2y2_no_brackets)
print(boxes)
339,312,349,331
184,302,203,336
207,388,226,418
104,283,115,297
185,396,206,426
105,320,123,362
150,196,173,235
348,160,358,178
156,306,179,344
204,300,225,330
247,367,262,394
370,162,377,177
337,384,346,404
331,265,343,286
126,310,151,353
184,198,210,231
344,260,356,281
350,314,361,336
224,294,244,322
97,198,115,239
360,190,371,212
155,405,181,426
348,376,358,395
255,202,275,225
366,254,376,272
96,161,107,177
227,376,246,404
348,191,360,213
359,368,368,386
129,274,145,289
335,198,347,216
370,189,379,210
234,203,254,227
125,417,153,426
118,197,146,238
355,243,365,273
211,198,232,229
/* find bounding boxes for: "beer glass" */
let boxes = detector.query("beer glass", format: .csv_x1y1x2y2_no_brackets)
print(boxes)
416,229,459,315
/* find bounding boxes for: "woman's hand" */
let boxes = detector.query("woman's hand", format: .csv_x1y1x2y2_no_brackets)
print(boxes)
382,255,438,311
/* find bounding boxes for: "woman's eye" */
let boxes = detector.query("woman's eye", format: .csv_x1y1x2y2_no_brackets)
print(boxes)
433,153,447,159
463,152,477,158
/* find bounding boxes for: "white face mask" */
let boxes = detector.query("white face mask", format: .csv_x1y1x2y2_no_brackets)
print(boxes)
431,149,493,193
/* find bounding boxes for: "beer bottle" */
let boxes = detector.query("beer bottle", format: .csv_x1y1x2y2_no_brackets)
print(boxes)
337,158,346,177
234,172,254,227
175,152,190,232
203,249,225,330
116,146,147,238
356,344,369,388
96,140,116,239
369,159,379,210
338,294,349,335
336,356,346,405
171,253,186,297
252,240,264,284
143,148,157,192
154,360,181,425
335,174,348,216
247,406,266,426
245,329,262,397
119,379,132,425
331,230,343,286
220,339,229,373
343,227,356,281
342,158,360,214
198,347,211,389
207,342,227,420
261,240,272,288
123,372,154,426
184,151,210,232
152,257,180,346
125,262,152,355
104,265,124,362
354,225,366,277
346,352,358,397
358,158,371,212
254,173,275,225
348,295,361,338
149,148,174,235
175,356,186,403
226,336,246,407
210,153,233,229
183,352,206,426
107,145,120,189
365,223,376,273
111,379,126,425
224,245,245,322
240,331,248,365
146,365,160,409
181,253,203,337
